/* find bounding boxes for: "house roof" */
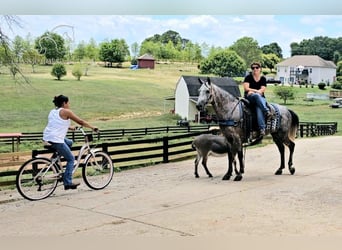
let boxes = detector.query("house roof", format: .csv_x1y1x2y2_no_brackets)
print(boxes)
180,75,241,100
277,55,336,68
138,54,155,61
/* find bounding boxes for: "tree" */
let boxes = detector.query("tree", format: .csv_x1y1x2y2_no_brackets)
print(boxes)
73,41,86,62
22,49,43,73
131,42,139,59
230,37,262,68
261,42,283,58
85,38,99,62
51,63,67,80
35,32,66,63
0,15,29,83
290,36,341,61
261,53,281,72
99,39,129,67
199,49,245,77
274,86,295,104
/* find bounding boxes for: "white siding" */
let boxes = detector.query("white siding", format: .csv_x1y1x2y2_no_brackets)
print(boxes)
175,78,190,119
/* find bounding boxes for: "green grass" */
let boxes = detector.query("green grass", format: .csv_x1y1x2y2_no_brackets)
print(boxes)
0,62,341,136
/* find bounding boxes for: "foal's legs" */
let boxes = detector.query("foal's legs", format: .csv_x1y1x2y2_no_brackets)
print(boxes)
201,155,213,178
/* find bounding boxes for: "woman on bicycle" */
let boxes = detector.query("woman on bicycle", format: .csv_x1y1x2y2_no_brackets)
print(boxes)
43,95,98,190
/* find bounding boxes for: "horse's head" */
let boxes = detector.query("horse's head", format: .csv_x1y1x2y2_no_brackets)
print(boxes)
196,77,212,111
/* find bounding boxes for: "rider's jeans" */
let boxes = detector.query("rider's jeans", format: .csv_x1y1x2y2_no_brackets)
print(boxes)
50,138,74,186
246,93,269,131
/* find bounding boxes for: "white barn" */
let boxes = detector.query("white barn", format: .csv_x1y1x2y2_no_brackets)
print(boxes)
276,55,336,85
174,76,240,121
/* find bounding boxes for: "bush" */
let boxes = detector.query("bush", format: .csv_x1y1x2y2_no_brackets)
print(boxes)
318,82,326,90
273,86,295,104
331,82,342,89
51,63,67,80
72,65,83,81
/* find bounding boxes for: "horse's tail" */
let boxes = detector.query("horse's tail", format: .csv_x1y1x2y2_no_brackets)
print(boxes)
288,109,299,142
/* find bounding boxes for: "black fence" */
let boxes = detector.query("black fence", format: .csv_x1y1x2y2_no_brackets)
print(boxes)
0,122,338,186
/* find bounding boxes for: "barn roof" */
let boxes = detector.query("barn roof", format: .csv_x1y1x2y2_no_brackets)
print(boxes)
181,76,241,101
138,54,155,61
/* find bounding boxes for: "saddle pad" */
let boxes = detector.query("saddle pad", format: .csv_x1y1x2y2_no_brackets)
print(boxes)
266,103,281,133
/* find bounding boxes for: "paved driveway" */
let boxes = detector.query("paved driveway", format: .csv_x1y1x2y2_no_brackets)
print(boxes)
0,136,341,236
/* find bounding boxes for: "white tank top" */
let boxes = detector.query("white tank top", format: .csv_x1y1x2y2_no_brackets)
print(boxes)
43,108,71,143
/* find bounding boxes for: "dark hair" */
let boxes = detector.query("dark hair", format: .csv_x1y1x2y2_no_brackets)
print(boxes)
250,62,262,68
53,95,69,108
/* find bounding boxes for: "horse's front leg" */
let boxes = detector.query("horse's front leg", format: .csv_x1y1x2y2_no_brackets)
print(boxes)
233,149,244,181
274,139,285,175
222,152,233,180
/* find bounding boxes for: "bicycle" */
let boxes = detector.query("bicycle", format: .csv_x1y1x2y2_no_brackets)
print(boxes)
16,127,114,201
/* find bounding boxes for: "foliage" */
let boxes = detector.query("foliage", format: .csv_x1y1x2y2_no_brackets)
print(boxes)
273,86,295,104
261,42,283,58
99,39,130,67
229,36,262,68
140,30,202,63
318,82,326,90
22,49,43,73
199,49,245,77
290,36,342,61
261,53,281,72
331,82,342,89
34,32,66,63
72,64,83,80
51,63,67,80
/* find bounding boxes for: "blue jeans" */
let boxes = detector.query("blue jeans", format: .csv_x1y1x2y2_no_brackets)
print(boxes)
50,138,74,186
246,93,269,131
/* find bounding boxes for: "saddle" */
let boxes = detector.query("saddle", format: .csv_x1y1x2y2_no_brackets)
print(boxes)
240,98,280,142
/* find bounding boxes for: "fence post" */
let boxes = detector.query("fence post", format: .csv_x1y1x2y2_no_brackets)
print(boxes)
102,143,108,153
163,136,169,163
32,149,38,158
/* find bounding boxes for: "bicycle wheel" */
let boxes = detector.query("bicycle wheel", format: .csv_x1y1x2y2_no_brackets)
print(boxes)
16,158,60,201
82,151,114,190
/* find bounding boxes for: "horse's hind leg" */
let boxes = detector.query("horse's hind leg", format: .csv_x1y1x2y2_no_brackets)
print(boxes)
201,155,213,178
287,140,295,175
273,137,285,175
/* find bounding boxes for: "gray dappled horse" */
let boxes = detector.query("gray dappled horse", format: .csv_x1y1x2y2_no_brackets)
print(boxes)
196,77,299,181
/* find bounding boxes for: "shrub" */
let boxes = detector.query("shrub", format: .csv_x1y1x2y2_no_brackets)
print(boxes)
72,65,83,81
318,82,326,90
273,86,295,104
331,82,342,89
51,63,67,80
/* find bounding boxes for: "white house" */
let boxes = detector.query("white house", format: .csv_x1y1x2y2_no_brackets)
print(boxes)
174,76,240,121
276,55,336,85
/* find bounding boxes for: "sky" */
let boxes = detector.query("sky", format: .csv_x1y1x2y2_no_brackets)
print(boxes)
4,15,342,58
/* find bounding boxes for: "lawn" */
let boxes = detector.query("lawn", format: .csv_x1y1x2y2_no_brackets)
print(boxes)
0,62,341,135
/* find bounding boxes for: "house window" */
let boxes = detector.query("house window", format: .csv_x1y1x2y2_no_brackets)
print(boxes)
310,68,312,73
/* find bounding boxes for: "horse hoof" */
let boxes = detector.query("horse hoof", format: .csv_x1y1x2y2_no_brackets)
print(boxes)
275,169,283,175
222,175,231,181
195,175,199,178
208,174,213,178
234,175,243,181
289,168,295,175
